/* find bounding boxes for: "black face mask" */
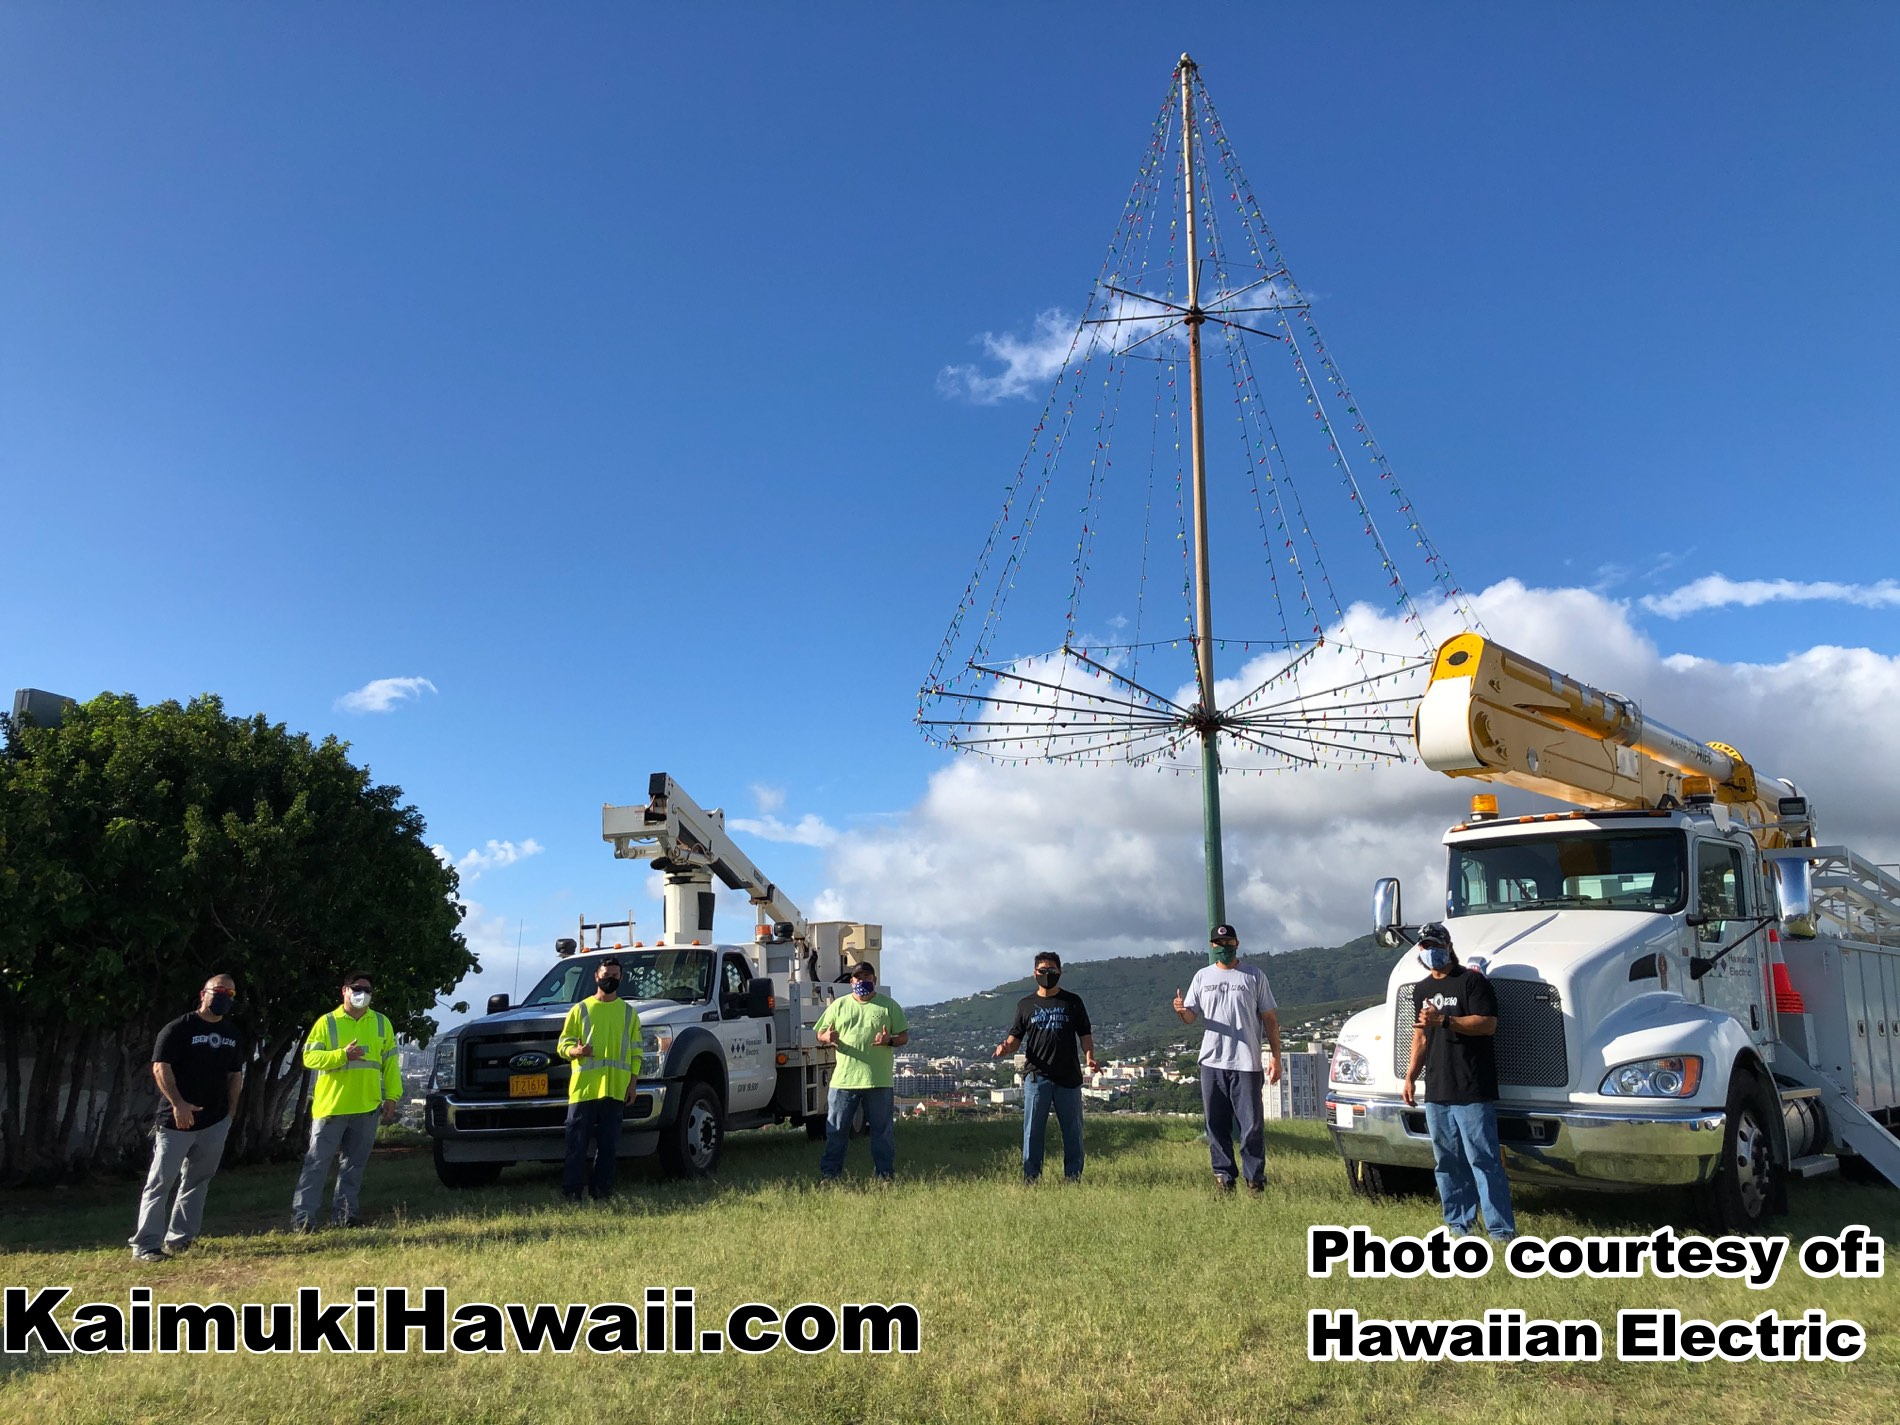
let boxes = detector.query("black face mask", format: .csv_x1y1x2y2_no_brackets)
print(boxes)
1035,969,1061,988
207,991,234,1016
597,978,621,996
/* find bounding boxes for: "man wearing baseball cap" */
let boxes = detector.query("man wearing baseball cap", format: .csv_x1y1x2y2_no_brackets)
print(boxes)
813,961,908,1184
1402,922,1515,1240
1171,924,1281,1193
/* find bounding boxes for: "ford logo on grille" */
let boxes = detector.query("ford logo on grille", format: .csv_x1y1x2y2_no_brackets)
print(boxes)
509,1052,551,1070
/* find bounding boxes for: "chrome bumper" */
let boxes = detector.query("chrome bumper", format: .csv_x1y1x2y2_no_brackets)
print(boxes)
427,1080,672,1161
1326,1094,1728,1189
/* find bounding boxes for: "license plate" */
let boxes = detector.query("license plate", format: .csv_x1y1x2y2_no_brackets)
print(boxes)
509,1073,548,1098
1335,1103,1355,1128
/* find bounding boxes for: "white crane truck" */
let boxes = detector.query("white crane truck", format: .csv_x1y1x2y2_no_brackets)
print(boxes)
1327,633,1900,1230
425,774,880,1186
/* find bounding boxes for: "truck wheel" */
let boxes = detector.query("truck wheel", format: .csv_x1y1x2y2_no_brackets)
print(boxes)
1699,1069,1777,1233
660,1081,724,1178
803,1115,827,1140
1345,1158,1434,1199
432,1139,504,1189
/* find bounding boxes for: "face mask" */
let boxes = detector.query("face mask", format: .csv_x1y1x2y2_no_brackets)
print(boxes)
852,981,875,999
207,991,234,1016
1212,946,1237,966
597,977,621,996
1418,946,1451,972
348,989,372,1009
1035,969,1061,988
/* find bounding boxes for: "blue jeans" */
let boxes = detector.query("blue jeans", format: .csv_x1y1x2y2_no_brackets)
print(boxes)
1201,1066,1265,1185
563,1097,626,1198
1424,1101,1517,1237
1022,1075,1084,1181
820,1086,894,1179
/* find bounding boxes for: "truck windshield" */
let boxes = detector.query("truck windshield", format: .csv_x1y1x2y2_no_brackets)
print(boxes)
1448,829,1686,915
520,950,715,1007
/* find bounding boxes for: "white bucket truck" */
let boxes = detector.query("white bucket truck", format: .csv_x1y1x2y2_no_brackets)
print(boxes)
425,774,879,1186
1328,634,1900,1229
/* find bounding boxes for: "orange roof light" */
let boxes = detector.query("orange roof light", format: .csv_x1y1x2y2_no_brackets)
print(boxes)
1470,794,1499,820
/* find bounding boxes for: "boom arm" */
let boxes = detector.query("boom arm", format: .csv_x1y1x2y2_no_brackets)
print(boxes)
602,773,808,948
1414,633,1798,838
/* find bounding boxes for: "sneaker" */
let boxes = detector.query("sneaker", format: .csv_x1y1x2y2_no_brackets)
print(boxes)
131,1248,169,1264
1214,1176,1236,1194
163,1237,195,1253
335,1217,365,1229
1245,1180,1266,1195
290,1220,318,1235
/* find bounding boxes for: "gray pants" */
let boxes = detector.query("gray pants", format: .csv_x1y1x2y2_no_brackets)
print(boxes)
291,1109,380,1225
129,1116,233,1254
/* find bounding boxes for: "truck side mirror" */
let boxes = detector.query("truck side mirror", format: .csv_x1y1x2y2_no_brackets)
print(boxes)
486,993,511,1015
746,979,774,1018
1772,858,1818,939
1372,878,1404,948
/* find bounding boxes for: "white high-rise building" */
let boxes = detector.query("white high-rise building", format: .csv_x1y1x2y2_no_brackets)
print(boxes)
1264,1043,1328,1120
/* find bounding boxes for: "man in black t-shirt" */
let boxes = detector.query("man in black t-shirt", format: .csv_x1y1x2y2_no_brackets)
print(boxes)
993,952,1100,1182
128,974,248,1263
1402,923,1516,1240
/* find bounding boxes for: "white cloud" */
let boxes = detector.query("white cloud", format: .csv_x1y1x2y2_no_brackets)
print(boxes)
1641,574,1900,618
432,837,545,881
937,308,1079,404
728,814,839,848
749,782,787,814
336,676,438,714
820,579,1900,1005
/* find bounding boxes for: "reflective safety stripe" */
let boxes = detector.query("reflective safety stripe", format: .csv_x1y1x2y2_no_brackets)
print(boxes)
318,1011,392,1075
577,1059,630,1073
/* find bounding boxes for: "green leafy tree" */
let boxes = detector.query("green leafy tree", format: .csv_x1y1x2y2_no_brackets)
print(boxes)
0,693,473,1183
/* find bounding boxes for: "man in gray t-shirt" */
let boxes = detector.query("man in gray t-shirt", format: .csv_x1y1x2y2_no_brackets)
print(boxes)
1172,924,1282,1192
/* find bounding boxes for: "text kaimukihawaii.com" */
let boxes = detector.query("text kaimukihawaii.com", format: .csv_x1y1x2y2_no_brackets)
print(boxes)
2,1286,920,1356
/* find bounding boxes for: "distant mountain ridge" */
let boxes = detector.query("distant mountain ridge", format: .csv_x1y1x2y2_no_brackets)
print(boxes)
903,935,1399,1058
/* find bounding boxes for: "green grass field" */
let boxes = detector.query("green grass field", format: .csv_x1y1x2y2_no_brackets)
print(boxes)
3,1117,1896,1424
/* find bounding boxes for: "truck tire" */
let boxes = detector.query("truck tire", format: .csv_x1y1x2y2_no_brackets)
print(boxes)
659,1081,725,1178
1698,1069,1778,1233
433,1139,505,1189
1344,1158,1434,1199
804,1115,827,1140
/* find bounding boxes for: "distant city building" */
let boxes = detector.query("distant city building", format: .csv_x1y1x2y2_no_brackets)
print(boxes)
1265,1042,1328,1120
895,1071,959,1097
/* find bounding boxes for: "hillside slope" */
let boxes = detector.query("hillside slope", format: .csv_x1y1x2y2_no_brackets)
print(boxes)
904,934,1399,1057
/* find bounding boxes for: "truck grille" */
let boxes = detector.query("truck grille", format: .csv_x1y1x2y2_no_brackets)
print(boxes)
1393,978,1568,1088
460,1030,572,1099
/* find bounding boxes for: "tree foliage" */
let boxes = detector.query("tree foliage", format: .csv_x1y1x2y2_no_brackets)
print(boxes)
0,693,474,1182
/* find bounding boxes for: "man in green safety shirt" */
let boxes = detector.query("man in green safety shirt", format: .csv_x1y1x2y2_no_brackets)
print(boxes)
814,960,908,1184
291,970,402,1231
558,956,643,1202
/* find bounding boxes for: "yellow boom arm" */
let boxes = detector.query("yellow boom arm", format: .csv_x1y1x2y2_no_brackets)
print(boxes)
1414,633,1789,833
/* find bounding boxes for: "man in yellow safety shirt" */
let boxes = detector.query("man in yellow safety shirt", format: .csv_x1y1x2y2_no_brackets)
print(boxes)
291,970,402,1231
558,957,643,1202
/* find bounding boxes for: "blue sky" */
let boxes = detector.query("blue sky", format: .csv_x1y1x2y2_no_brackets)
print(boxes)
6,5,1898,1011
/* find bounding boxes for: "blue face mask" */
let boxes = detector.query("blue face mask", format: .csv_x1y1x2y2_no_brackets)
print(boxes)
1418,945,1451,972
852,980,875,999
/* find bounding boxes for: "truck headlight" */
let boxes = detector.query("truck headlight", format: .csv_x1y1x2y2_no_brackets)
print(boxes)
1599,1055,1701,1098
431,1037,459,1092
640,1030,673,1066
1330,1044,1371,1086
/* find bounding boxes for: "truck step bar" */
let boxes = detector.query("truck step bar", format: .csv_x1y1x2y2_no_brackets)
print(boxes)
1788,1154,1840,1179
1774,1054,1900,1190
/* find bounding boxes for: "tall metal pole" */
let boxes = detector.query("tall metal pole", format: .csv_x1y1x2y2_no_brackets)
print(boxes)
1179,54,1226,958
